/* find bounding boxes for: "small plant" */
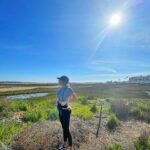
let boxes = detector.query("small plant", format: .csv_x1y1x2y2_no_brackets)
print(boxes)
90,103,97,113
107,114,119,130
105,144,124,150
134,130,150,150
81,98,88,105
47,108,58,121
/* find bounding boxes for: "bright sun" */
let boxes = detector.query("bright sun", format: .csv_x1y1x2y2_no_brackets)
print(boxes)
110,13,122,27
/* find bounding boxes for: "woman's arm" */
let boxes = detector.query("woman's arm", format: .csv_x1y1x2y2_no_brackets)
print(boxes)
69,92,77,102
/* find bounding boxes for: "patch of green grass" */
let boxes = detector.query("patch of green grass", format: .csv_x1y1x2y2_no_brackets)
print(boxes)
72,103,95,120
105,144,124,150
134,130,150,150
129,101,150,123
23,110,42,122
0,121,24,147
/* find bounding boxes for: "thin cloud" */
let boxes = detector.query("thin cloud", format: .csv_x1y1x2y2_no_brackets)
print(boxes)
87,60,118,74
91,60,150,68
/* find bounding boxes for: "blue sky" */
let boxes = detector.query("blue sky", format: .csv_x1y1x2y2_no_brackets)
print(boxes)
0,0,150,82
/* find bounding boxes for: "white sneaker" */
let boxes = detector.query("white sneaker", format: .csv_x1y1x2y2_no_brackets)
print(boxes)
58,144,67,150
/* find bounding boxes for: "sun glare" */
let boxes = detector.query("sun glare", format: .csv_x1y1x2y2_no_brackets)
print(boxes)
109,13,122,27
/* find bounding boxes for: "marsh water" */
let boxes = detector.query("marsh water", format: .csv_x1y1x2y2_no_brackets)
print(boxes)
7,93,49,100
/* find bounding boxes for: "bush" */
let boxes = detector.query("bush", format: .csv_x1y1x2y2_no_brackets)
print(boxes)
129,108,150,123
47,108,58,121
105,144,124,150
90,103,97,113
134,130,150,150
23,111,41,122
138,102,150,112
11,101,29,112
107,114,119,130
78,96,88,105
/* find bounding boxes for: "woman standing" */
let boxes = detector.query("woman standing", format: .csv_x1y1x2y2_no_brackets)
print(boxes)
56,75,77,150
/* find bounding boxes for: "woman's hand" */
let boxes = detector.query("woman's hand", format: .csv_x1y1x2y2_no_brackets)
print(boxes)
67,105,72,111
69,93,77,102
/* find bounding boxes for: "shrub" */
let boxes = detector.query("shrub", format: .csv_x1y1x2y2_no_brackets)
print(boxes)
107,114,119,130
11,101,29,112
78,96,88,105
138,102,150,112
23,111,41,122
134,130,150,150
90,103,97,113
81,98,88,105
47,108,58,121
129,108,150,123
105,144,124,150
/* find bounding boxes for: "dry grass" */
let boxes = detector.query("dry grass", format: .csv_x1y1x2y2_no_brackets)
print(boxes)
0,85,60,92
11,117,150,150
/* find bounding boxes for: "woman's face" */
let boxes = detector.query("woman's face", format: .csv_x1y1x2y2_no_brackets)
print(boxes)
58,79,65,86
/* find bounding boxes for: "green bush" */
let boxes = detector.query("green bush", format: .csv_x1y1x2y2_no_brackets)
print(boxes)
23,111,41,122
138,102,150,112
107,114,119,130
134,130,150,150
47,108,58,121
11,101,29,112
90,103,97,113
129,108,150,123
77,96,88,105
105,144,124,150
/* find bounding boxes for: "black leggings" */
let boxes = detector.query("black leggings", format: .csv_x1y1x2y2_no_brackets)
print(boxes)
59,108,72,147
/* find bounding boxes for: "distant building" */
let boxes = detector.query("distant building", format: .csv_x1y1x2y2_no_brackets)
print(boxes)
128,75,150,83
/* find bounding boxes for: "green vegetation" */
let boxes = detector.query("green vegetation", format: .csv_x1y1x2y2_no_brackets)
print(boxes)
0,121,25,146
134,130,150,150
105,144,124,150
90,103,97,113
129,100,150,123
107,114,119,130
72,103,95,120
0,94,97,147
47,108,59,120
0,83,150,149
